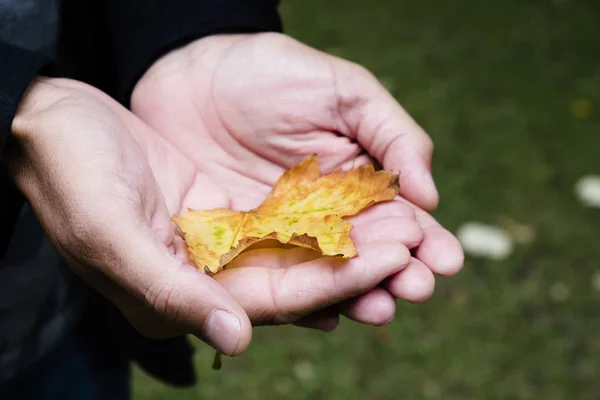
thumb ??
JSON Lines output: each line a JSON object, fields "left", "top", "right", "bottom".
{"left": 335, "top": 61, "right": 439, "bottom": 211}
{"left": 75, "top": 219, "right": 253, "bottom": 357}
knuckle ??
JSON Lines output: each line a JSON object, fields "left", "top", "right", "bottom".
{"left": 405, "top": 220, "right": 425, "bottom": 248}
{"left": 144, "top": 281, "right": 187, "bottom": 325}
{"left": 396, "top": 202, "right": 417, "bottom": 218}
{"left": 396, "top": 245, "right": 412, "bottom": 267}
{"left": 268, "top": 269, "right": 289, "bottom": 324}
{"left": 268, "top": 269, "right": 307, "bottom": 325}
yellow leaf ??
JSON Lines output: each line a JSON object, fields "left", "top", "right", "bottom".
{"left": 173, "top": 155, "right": 399, "bottom": 274}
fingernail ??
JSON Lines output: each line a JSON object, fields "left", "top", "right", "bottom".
{"left": 203, "top": 310, "right": 240, "bottom": 356}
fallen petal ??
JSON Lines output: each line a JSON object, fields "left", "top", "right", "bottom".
{"left": 574, "top": 175, "right": 600, "bottom": 208}
{"left": 456, "top": 222, "right": 514, "bottom": 260}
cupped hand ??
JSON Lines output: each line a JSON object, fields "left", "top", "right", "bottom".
{"left": 6, "top": 77, "right": 413, "bottom": 357}
{"left": 131, "top": 33, "right": 464, "bottom": 329}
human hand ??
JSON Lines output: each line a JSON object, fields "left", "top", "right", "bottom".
{"left": 131, "top": 33, "right": 464, "bottom": 328}
{"left": 6, "top": 77, "right": 412, "bottom": 356}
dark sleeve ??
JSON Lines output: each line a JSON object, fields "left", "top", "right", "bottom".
{"left": 0, "top": 42, "right": 52, "bottom": 259}
{"left": 60, "top": 0, "right": 282, "bottom": 107}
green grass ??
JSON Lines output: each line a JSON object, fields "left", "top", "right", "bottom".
{"left": 134, "top": 1, "right": 600, "bottom": 398}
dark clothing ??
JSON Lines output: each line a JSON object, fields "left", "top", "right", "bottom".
{"left": 0, "top": 317, "right": 131, "bottom": 400}
{"left": 0, "top": 0, "right": 281, "bottom": 388}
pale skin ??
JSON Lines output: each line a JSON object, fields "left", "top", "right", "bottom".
{"left": 7, "top": 33, "right": 463, "bottom": 358}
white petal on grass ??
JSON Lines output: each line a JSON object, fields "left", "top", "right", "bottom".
{"left": 456, "top": 222, "right": 514, "bottom": 260}
{"left": 574, "top": 175, "right": 600, "bottom": 208}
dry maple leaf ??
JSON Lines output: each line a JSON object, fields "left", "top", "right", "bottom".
{"left": 173, "top": 155, "right": 399, "bottom": 274}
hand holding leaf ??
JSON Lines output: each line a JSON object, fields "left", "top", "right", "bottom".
{"left": 174, "top": 156, "right": 399, "bottom": 273}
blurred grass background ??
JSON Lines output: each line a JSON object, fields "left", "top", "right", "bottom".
{"left": 134, "top": 0, "right": 600, "bottom": 398}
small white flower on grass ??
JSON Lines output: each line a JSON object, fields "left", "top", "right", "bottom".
{"left": 574, "top": 175, "right": 600, "bottom": 208}
{"left": 456, "top": 222, "right": 514, "bottom": 260}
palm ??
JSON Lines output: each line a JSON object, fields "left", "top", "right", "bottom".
{"left": 127, "top": 102, "right": 403, "bottom": 331}
{"left": 85, "top": 92, "right": 397, "bottom": 332}
{"left": 151, "top": 127, "right": 407, "bottom": 329}
{"left": 135, "top": 34, "right": 376, "bottom": 208}
{"left": 132, "top": 33, "right": 464, "bottom": 328}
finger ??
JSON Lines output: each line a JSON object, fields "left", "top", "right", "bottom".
{"left": 227, "top": 201, "right": 423, "bottom": 268}
{"left": 348, "top": 200, "right": 416, "bottom": 224}
{"left": 85, "top": 216, "right": 253, "bottom": 357}
{"left": 213, "top": 242, "right": 410, "bottom": 325}
{"left": 414, "top": 226, "right": 464, "bottom": 276}
{"left": 225, "top": 244, "right": 342, "bottom": 331}
{"left": 401, "top": 199, "right": 465, "bottom": 276}
{"left": 385, "top": 258, "right": 436, "bottom": 303}
{"left": 293, "top": 307, "right": 340, "bottom": 332}
{"left": 339, "top": 287, "right": 396, "bottom": 326}
{"left": 350, "top": 215, "right": 423, "bottom": 250}
{"left": 337, "top": 64, "right": 438, "bottom": 211}
{"left": 7, "top": 81, "right": 251, "bottom": 357}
